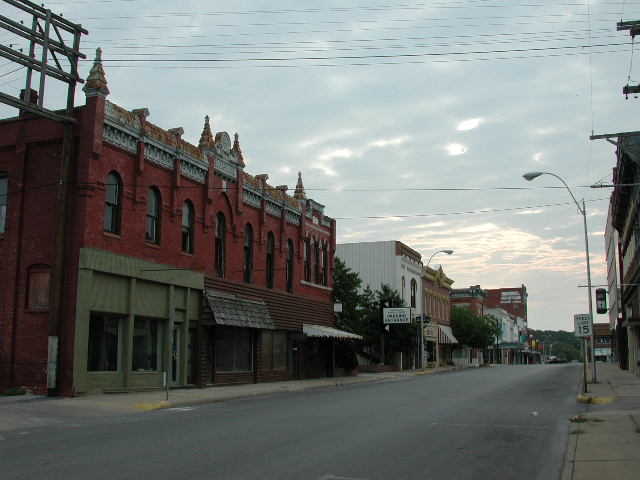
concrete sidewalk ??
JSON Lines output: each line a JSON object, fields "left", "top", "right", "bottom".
{"left": 0, "top": 367, "right": 454, "bottom": 432}
{"left": 561, "top": 362, "right": 640, "bottom": 480}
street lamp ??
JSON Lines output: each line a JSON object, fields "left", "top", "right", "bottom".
{"left": 421, "top": 249, "right": 454, "bottom": 369}
{"left": 522, "top": 171, "right": 596, "bottom": 382}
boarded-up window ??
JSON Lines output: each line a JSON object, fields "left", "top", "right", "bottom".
{"left": 27, "top": 266, "right": 50, "bottom": 309}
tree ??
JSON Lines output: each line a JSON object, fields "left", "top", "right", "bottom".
{"left": 451, "top": 307, "right": 498, "bottom": 349}
{"left": 332, "top": 258, "right": 363, "bottom": 335}
{"left": 483, "top": 314, "right": 502, "bottom": 347}
{"left": 331, "top": 259, "right": 363, "bottom": 369}
{"left": 531, "top": 329, "right": 582, "bottom": 361}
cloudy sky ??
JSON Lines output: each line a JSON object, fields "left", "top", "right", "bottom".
{"left": 2, "top": 0, "right": 639, "bottom": 331}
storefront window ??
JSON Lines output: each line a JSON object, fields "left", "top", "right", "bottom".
{"left": 216, "top": 327, "right": 253, "bottom": 372}
{"left": 262, "top": 331, "right": 287, "bottom": 371}
{"left": 133, "top": 318, "right": 163, "bottom": 371}
{"left": 87, "top": 314, "right": 121, "bottom": 371}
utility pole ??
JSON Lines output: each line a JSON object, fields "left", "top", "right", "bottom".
{"left": 0, "top": 0, "right": 87, "bottom": 393}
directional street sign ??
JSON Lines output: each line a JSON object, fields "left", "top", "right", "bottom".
{"left": 574, "top": 314, "right": 592, "bottom": 338}
{"left": 383, "top": 307, "right": 412, "bottom": 324}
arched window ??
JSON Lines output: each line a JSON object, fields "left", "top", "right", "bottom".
{"left": 321, "top": 243, "right": 328, "bottom": 286}
{"left": 410, "top": 278, "right": 417, "bottom": 309}
{"left": 286, "top": 239, "right": 294, "bottom": 293}
{"left": 304, "top": 237, "right": 311, "bottom": 282}
{"left": 0, "top": 173, "right": 7, "bottom": 234}
{"left": 243, "top": 224, "right": 253, "bottom": 284}
{"left": 104, "top": 172, "right": 122, "bottom": 234}
{"left": 313, "top": 241, "right": 320, "bottom": 284}
{"left": 27, "top": 264, "right": 51, "bottom": 310}
{"left": 182, "top": 200, "right": 194, "bottom": 254}
{"left": 145, "top": 187, "right": 161, "bottom": 244}
{"left": 215, "top": 212, "right": 226, "bottom": 278}
{"left": 266, "top": 232, "right": 275, "bottom": 289}
{"left": 402, "top": 276, "right": 406, "bottom": 300}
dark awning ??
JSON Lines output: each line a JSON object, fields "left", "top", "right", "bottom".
{"left": 203, "top": 289, "right": 275, "bottom": 329}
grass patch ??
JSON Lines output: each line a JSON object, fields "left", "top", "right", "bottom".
{"left": 570, "top": 429, "right": 584, "bottom": 435}
{"left": 570, "top": 415, "right": 588, "bottom": 423}
{"left": 1, "top": 387, "right": 26, "bottom": 396}
{"left": 635, "top": 428, "right": 640, "bottom": 434}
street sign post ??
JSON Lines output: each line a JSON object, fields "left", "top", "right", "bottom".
{"left": 574, "top": 314, "right": 592, "bottom": 337}
{"left": 574, "top": 313, "right": 592, "bottom": 394}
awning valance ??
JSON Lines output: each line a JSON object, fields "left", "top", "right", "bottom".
{"left": 203, "top": 289, "right": 275, "bottom": 329}
{"left": 438, "top": 325, "right": 459, "bottom": 344}
{"left": 303, "top": 324, "right": 362, "bottom": 340}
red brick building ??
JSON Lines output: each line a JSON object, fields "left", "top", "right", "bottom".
{"left": 0, "top": 49, "right": 354, "bottom": 395}
{"left": 485, "top": 285, "right": 528, "bottom": 322}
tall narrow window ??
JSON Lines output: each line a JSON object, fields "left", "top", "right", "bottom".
{"left": 411, "top": 278, "right": 417, "bottom": 309}
{"left": 104, "top": 172, "right": 122, "bottom": 234}
{"left": 146, "top": 187, "right": 161, "bottom": 244}
{"left": 182, "top": 200, "right": 194, "bottom": 254}
{"left": 314, "top": 242, "right": 320, "bottom": 284}
{"left": 244, "top": 224, "right": 253, "bottom": 284}
{"left": 286, "top": 239, "right": 294, "bottom": 293}
{"left": 322, "top": 244, "right": 328, "bottom": 286}
{"left": 266, "top": 232, "right": 275, "bottom": 289}
{"left": 402, "top": 277, "right": 406, "bottom": 301}
{"left": 0, "top": 173, "right": 7, "bottom": 234}
{"left": 215, "top": 212, "right": 227, "bottom": 277}
{"left": 132, "top": 317, "right": 163, "bottom": 371}
{"left": 88, "top": 314, "right": 122, "bottom": 372}
{"left": 304, "top": 238, "right": 311, "bottom": 282}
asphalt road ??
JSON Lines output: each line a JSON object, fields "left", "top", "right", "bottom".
{"left": 0, "top": 364, "right": 583, "bottom": 480}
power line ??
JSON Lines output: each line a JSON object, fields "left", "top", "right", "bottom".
{"left": 332, "top": 198, "right": 610, "bottom": 220}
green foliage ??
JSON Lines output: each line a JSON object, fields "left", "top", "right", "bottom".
{"left": 483, "top": 314, "right": 502, "bottom": 347}
{"left": 532, "top": 329, "right": 581, "bottom": 361}
{"left": 332, "top": 259, "right": 417, "bottom": 364}
{"left": 332, "top": 258, "right": 363, "bottom": 335}
{"left": 451, "top": 306, "right": 498, "bottom": 349}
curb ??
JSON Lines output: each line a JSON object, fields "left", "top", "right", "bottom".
{"left": 576, "top": 395, "right": 614, "bottom": 404}
{"left": 126, "top": 373, "right": 414, "bottom": 411}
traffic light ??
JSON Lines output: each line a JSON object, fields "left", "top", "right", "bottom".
{"left": 595, "top": 288, "right": 607, "bottom": 314}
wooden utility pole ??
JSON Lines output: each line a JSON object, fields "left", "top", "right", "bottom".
{"left": 0, "top": 0, "right": 87, "bottom": 393}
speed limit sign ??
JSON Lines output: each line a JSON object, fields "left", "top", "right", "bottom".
{"left": 574, "top": 314, "right": 592, "bottom": 337}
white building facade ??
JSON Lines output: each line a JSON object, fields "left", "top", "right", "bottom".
{"left": 336, "top": 241, "right": 424, "bottom": 369}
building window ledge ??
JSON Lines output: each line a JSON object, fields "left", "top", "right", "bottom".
{"left": 300, "top": 280, "right": 332, "bottom": 291}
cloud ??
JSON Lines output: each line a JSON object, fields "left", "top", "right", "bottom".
{"left": 445, "top": 143, "right": 468, "bottom": 156}
{"left": 456, "top": 118, "right": 483, "bottom": 131}
{"left": 368, "top": 136, "right": 410, "bottom": 148}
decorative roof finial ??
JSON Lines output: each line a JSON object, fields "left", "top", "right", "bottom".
{"left": 232, "top": 132, "right": 245, "bottom": 167}
{"left": 83, "top": 47, "right": 109, "bottom": 98}
{"left": 294, "top": 171, "right": 306, "bottom": 200}
{"left": 199, "top": 115, "right": 214, "bottom": 150}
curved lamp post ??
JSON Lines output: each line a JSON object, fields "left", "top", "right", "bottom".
{"left": 421, "top": 249, "right": 454, "bottom": 369}
{"left": 523, "top": 171, "right": 596, "bottom": 382}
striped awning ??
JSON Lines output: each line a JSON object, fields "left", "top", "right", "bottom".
{"left": 303, "top": 324, "right": 362, "bottom": 340}
{"left": 438, "top": 324, "right": 459, "bottom": 344}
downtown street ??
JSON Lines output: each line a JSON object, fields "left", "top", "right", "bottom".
{"left": 0, "top": 364, "right": 583, "bottom": 480}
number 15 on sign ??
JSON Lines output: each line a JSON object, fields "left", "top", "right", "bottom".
{"left": 574, "top": 314, "right": 592, "bottom": 337}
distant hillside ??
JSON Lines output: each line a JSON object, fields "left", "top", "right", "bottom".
{"left": 531, "top": 330, "right": 581, "bottom": 361}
